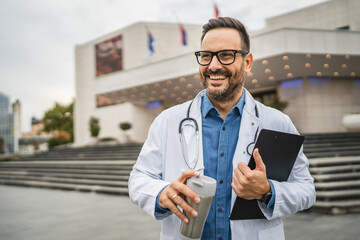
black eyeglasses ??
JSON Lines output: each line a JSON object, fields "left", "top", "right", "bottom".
{"left": 195, "top": 49, "right": 248, "bottom": 66}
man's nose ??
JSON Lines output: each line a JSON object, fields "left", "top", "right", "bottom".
{"left": 208, "top": 55, "right": 223, "bottom": 71}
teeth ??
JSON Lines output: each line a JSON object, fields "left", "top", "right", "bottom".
{"left": 209, "top": 75, "right": 226, "bottom": 80}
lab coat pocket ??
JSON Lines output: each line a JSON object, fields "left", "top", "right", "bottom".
{"left": 258, "top": 221, "right": 285, "bottom": 240}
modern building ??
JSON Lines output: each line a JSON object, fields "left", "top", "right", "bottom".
{"left": 75, "top": 0, "right": 360, "bottom": 146}
{"left": 0, "top": 93, "right": 20, "bottom": 154}
{"left": 18, "top": 117, "right": 52, "bottom": 155}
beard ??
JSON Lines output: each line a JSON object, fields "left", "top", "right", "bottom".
{"left": 201, "top": 64, "right": 245, "bottom": 102}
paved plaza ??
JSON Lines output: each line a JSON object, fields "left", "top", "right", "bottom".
{"left": 0, "top": 185, "right": 359, "bottom": 240}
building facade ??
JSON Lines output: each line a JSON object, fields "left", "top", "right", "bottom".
{"left": 0, "top": 93, "right": 20, "bottom": 154}
{"left": 74, "top": 0, "right": 360, "bottom": 146}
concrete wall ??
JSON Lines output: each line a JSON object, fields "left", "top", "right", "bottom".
{"left": 264, "top": 0, "right": 360, "bottom": 31}
{"left": 251, "top": 28, "right": 360, "bottom": 59}
{"left": 91, "top": 103, "right": 163, "bottom": 144}
{"left": 75, "top": 22, "right": 201, "bottom": 146}
{"left": 278, "top": 77, "right": 360, "bottom": 133}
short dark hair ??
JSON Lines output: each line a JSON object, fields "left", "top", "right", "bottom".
{"left": 201, "top": 17, "right": 250, "bottom": 52}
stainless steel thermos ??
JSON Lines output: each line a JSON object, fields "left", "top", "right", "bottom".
{"left": 179, "top": 175, "right": 217, "bottom": 240}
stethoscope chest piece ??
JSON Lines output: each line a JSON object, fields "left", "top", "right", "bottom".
{"left": 247, "top": 142, "right": 255, "bottom": 156}
{"left": 246, "top": 105, "right": 260, "bottom": 156}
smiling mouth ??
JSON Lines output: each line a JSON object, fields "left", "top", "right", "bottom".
{"left": 209, "top": 75, "right": 226, "bottom": 80}
{"left": 208, "top": 75, "right": 227, "bottom": 86}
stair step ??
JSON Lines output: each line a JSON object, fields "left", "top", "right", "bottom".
{"left": 23, "top": 152, "right": 139, "bottom": 157}
{"left": 316, "top": 189, "right": 360, "bottom": 199}
{"left": 0, "top": 160, "right": 136, "bottom": 165}
{"left": 26, "top": 150, "right": 140, "bottom": 155}
{"left": 310, "top": 164, "right": 360, "bottom": 175}
{"left": 309, "top": 156, "right": 360, "bottom": 167}
{"left": 22, "top": 156, "right": 138, "bottom": 161}
{"left": 305, "top": 149, "right": 360, "bottom": 158}
{"left": 315, "top": 180, "right": 360, "bottom": 190}
{"left": 0, "top": 167, "right": 131, "bottom": 176}
{"left": 0, "top": 170, "right": 129, "bottom": 181}
{"left": 313, "top": 172, "right": 360, "bottom": 182}
{"left": 304, "top": 141, "right": 360, "bottom": 148}
{"left": 304, "top": 132, "right": 360, "bottom": 140}
{"left": 0, "top": 174, "right": 128, "bottom": 187}
{"left": 0, "top": 179, "right": 128, "bottom": 195}
{"left": 305, "top": 140, "right": 360, "bottom": 147}
{"left": 305, "top": 145, "right": 360, "bottom": 152}
{"left": 314, "top": 199, "right": 360, "bottom": 208}
{"left": 0, "top": 164, "right": 133, "bottom": 171}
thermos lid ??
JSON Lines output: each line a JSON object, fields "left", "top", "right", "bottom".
{"left": 186, "top": 175, "right": 217, "bottom": 197}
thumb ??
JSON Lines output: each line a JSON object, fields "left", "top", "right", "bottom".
{"left": 178, "top": 170, "right": 200, "bottom": 183}
{"left": 253, "top": 148, "right": 266, "bottom": 171}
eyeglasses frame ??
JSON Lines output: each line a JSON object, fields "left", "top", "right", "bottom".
{"left": 194, "top": 49, "right": 249, "bottom": 66}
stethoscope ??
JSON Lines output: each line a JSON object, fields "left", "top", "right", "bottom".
{"left": 178, "top": 101, "right": 200, "bottom": 170}
{"left": 178, "top": 100, "right": 259, "bottom": 170}
{"left": 246, "top": 105, "right": 259, "bottom": 156}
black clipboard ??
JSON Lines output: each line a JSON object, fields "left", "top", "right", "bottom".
{"left": 230, "top": 129, "right": 305, "bottom": 220}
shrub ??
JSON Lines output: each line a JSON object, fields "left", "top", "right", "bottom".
{"left": 99, "top": 137, "right": 117, "bottom": 142}
{"left": 119, "top": 122, "right": 132, "bottom": 131}
{"left": 89, "top": 116, "right": 101, "bottom": 137}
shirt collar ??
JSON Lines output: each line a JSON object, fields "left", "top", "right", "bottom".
{"left": 201, "top": 89, "right": 246, "bottom": 118}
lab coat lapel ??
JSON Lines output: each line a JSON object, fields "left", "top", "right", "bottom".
{"left": 189, "top": 90, "right": 205, "bottom": 174}
{"left": 231, "top": 89, "right": 260, "bottom": 208}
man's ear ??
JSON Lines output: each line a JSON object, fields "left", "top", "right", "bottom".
{"left": 244, "top": 53, "right": 253, "bottom": 74}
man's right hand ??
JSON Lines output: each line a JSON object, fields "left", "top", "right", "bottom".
{"left": 158, "top": 170, "right": 201, "bottom": 223}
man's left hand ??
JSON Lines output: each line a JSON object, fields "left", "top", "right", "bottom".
{"left": 231, "top": 148, "right": 270, "bottom": 200}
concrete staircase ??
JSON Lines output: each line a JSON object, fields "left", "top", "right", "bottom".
{"left": 304, "top": 132, "right": 360, "bottom": 214}
{"left": 0, "top": 144, "right": 142, "bottom": 195}
{"left": 1, "top": 132, "right": 359, "bottom": 215}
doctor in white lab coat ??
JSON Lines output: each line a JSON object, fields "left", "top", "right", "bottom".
{"left": 129, "top": 17, "right": 316, "bottom": 240}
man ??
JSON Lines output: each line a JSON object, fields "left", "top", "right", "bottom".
{"left": 129, "top": 17, "right": 315, "bottom": 240}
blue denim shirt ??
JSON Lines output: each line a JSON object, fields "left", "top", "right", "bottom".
{"left": 200, "top": 91, "right": 244, "bottom": 240}
{"left": 200, "top": 91, "right": 275, "bottom": 239}
{"left": 155, "top": 90, "right": 275, "bottom": 239}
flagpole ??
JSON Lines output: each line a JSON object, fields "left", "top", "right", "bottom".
{"left": 172, "top": 11, "right": 182, "bottom": 24}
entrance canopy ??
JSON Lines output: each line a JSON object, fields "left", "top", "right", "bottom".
{"left": 96, "top": 28, "right": 360, "bottom": 108}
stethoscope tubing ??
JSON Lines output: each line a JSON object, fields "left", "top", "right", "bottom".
{"left": 179, "top": 101, "right": 199, "bottom": 170}
{"left": 179, "top": 99, "right": 259, "bottom": 169}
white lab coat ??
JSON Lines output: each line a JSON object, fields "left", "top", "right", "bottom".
{"left": 129, "top": 89, "right": 316, "bottom": 240}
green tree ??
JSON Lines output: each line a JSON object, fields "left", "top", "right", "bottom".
{"left": 265, "top": 96, "right": 288, "bottom": 112}
{"left": 89, "top": 116, "right": 101, "bottom": 137}
{"left": 43, "top": 101, "right": 74, "bottom": 141}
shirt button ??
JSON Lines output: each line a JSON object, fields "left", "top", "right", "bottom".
{"left": 220, "top": 152, "right": 224, "bottom": 157}
{"left": 222, "top": 126, "right": 225, "bottom": 131}
{"left": 219, "top": 237, "right": 223, "bottom": 240}
{"left": 220, "top": 180, "right": 223, "bottom": 184}
{"left": 218, "top": 207, "right": 222, "bottom": 212}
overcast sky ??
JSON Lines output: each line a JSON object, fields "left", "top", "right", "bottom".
{"left": 0, "top": 0, "right": 328, "bottom": 132}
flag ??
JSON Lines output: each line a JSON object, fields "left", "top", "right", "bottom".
{"left": 147, "top": 30, "right": 155, "bottom": 56}
{"left": 179, "top": 24, "right": 187, "bottom": 46}
{"left": 214, "top": 3, "right": 219, "bottom": 18}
